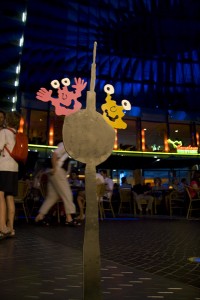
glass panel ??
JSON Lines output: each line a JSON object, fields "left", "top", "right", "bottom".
{"left": 29, "top": 110, "right": 48, "bottom": 144}
{"left": 195, "top": 124, "right": 200, "bottom": 147}
{"left": 20, "top": 108, "right": 28, "bottom": 135}
{"left": 53, "top": 114, "right": 64, "bottom": 146}
{"left": 117, "top": 119, "right": 137, "bottom": 150}
{"left": 112, "top": 169, "right": 134, "bottom": 185}
{"left": 141, "top": 121, "right": 167, "bottom": 152}
{"left": 25, "top": 110, "right": 64, "bottom": 146}
{"left": 169, "top": 122, "right": 190, "bottom": 147}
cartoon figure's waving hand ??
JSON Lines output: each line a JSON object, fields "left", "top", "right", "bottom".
{"left": 36, "top": 88, "right": 53, "bottom": 102}
{"left": 72, "top": 77, "right": 87, "bottom": 94}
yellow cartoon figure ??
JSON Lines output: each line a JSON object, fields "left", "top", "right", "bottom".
{"left": 101, "top": 84, "right": 131, "bottom": 129}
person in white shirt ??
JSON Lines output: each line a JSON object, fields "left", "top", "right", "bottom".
{"left": 35, "top": 142, "right": 80, "bottom": 227}
{"left": 100, "top": 169, "right": 114, "bottom": 200}
{"left": 0, "top": 111, "right": 21, "bottom": 238}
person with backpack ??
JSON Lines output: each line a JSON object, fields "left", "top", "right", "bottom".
{"left": 0, "top": 111, "right": 21, "bottom": 239}
{"left": 35, "top": 142, "right": 81, "bottom": 227}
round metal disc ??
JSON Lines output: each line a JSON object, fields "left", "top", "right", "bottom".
{"left": 63, "top": 109, "right": 115, "bottom": 165}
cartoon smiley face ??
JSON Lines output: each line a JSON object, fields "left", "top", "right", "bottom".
{"left": 101, "top": 84, "right": 131, "bottom": 129}
{"left": 51, "top": 78, "right": 74, "bottom": 108}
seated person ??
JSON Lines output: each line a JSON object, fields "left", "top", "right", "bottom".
{"left": 132, "top": 180, "right": 154, "bottom": 214}
{"left": 171, "top": 177, "right": 185, "bottom": 193}
{"left": 152, "top": 177, "right": 163, "bottom": 198}
{"left": 179, "top": 178, "right": 188, "bottom": 192}
{"left": 68, "top": 169, "right": 85, "bottom": 214}
{"left": 96, "top": 173, "right": 105, "bottom": 185}
{"left": 153, "top": 177, "right": 162, "bottom": 188}
{"left": 188, "top": 171, "right": 200, "bottom": 199}
{"left": 100, "top": 169, "right": 114, "bottom": 200}
{"left": 165, "top": 178, "right": 186, "bottom": 212}
{"left": 120, "top": 176, "right": 132, "bottom": 189}
{"left": 68, "top": 169, "right": 84, "bottom": 188}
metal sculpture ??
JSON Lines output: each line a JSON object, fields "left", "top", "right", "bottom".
{"left": 63, "top": 42, "right": 115, "bottom": 299}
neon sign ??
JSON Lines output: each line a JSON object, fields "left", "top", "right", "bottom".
{"left": 176, "top": 146, "right": 198, "bottom": 154}
{"left": 167, "top": 139, "right": 198, "bottom": 153}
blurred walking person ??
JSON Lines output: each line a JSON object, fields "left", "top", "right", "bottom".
{"left": 35, "top": 142, "right": 81, "bottom": 226}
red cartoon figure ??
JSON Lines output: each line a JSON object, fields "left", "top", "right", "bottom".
{"left": 36, "top": 77, "right": 87, "bottom": 116}
{"left": 101, "top": 84, "right": 131, "bottom": 129}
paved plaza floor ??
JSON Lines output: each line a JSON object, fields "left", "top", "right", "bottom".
{"left": 0, "top": 215, "right": 200, "bottom": 299}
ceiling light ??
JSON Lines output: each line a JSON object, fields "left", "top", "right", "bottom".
{"left": 16, "top": 64, "right": 20, "bottom": 74}
{"left": 19, "top": 36, "right": 24, "bottom": 47}
{"left": 22, "top": 12, "right": 27, "bottom": 23}
{"left": 14, "top": 80, "right": 19, "bottom": 87}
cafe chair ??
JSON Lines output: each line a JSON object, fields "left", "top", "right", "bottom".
{"left": 118, "top": 188, "right": 133, "bottom": 215}
{"left": 14, "top": 180, "right": 30, "bottom": 223}
{"left": 98, "top": 186, "right": 115, "bottom": 220}
{"left": 97, "top": 183, "right": 106, "bottom": 220}
{"left": 169, "top": 190, "right": 185, "bottom": 217}
{"left": 151, "top": 188, "right": 164, "bottom": 214}
{"left": 153, "top": 195, "right": 163, "bottom": 214}
{"left": 185, "top": 187, "right": 200, "bottom": 219}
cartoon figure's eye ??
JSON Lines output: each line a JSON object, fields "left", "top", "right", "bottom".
{"left": 61, "top": 78, "right": 70, "bottom": 86}
{"left": 51, "top": 80, "right": 60, "bottom": 89}
{"left": 121, "top": 99, "right": 131, "bottom": 110}
{"left": 104, "top": 84, "right": 114, "bottom": 95}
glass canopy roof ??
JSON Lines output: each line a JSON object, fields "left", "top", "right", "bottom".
{"left": 0, "top": 0, "right": 200, "bottom": 113}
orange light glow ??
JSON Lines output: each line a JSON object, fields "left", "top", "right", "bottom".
{"left": 113, "top": 129, "right": 118, "bottom": 150}
{"left": 196, "top": 132, "right": 199, "bottom": 146}
{"left": 141, "top": 129, "right": 145, "bottom": 151}
{"left": 49, "top": 126, "right": 54, "bottom": 146}
{"left": 18, "top": 117, "right": 24, "bottom": 133}
{"left": 164, "top": 134, "right": 169, "bottom": 152}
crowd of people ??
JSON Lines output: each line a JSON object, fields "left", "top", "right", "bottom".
{"left": 1, "top": 109, "right": 200, "bottom": 239}
{"left": 118, "top": 173, "right": 200, "bottom": 215}
{"left": 0, "top": 108, "right": 116, "bottom": 235}
{"left": 31, "top": 149, "right": 200, "bottom": 221}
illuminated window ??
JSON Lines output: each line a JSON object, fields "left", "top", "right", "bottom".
{"left": 117, "top": 119, "right": 137, "bottom": 150}
{"left": 141, "top": 121, "right": 167, "bottom": 152}
{"left": 169, "top": 122, "right": 190, "bottom": 146}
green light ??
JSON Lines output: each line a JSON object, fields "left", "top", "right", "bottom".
{"left": 28, "top": 144, "right": 57, "bottom": 149}
{"left": 188, "top": 257, "right": 200, "bottom": 263}
{"left": 28, "top": 144, "right": 200, "bottom": 159}
{"left": 112, "top": 149, "right": 200, "bottom": 158}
